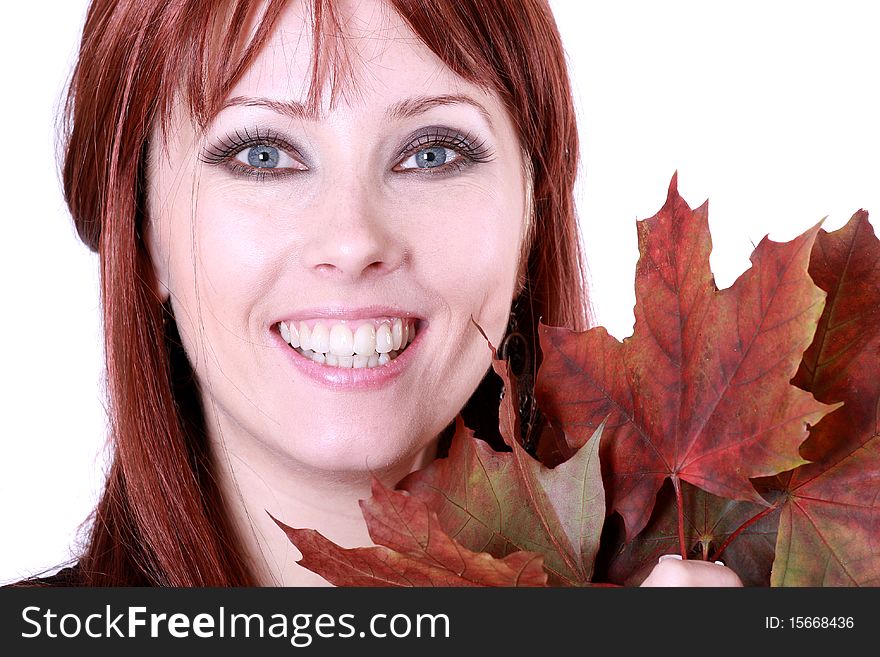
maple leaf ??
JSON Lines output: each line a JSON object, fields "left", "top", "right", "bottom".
{"left": 536, "top": 174, "right": 836, "bottom": 541}
{"left": 274, "top": 478, "right": 548, "bottom": 586}
{"left": 767, "top": 211, "right": 880, "bottom": 586}
{"left": 596, "top": 481, "right": 780, "bottom": 587}
{"left": 399, "top": 357, "right": 607, "bottom": 586}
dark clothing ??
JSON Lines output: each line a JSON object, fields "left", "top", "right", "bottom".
{"left": 7, "top": 564, "right": 82, "bottom": 587}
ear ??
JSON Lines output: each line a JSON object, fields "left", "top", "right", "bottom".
{"left": 142, "top": 216, "right": 171, "bottom": 304}
{"left": 138, "top": 127, "right": 173, "bottom": 304}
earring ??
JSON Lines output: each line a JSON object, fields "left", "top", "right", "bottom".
{"left": 498, "top": 301, "right": 537, "bottom": 452}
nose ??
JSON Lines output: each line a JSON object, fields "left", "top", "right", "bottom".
{"left": 300, "top": 178, "right": 406, "bottom": 282}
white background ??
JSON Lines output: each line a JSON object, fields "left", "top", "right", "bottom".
{"left": 1, "top": 0, "right": 878, "bottom": 583}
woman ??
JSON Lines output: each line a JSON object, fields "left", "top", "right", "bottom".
{"left": 31, "top": 0, "right": 738, "bottom": 586}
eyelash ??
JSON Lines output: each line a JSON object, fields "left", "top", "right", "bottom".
{"left": 393, "top": 127, "right": 495, "bottom": 175}
{"left": 199, "top": 127, "right": 303, "bottom": 181}
{"left": 199, "top": 126, "right": 495, "bottom": 181}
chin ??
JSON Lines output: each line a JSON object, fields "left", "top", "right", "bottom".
{"left": 280, "top": 424, "right": 437, "bottom": 478}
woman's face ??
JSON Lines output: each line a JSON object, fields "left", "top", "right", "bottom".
{"left": 146, "top": 0, "right": 527, "bottom": 476}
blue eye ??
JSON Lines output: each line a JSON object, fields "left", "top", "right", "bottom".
{"left": 233, "top": 144, "right": 302, "bottom": 170}
{"left": 415, "top": 147, "right": 447, "bottom": 168}
{"left": 399, "top": 146, "right": 459, "bottom": 170}
{"left": 247, "top": 145, "right": 279, "bottom": 167}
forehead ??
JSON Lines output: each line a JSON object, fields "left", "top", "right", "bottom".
{"left": 227, "top": 0, "right": 495, "bottom": 117}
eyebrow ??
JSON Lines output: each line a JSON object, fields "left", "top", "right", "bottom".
{"left": 385, "top": 94, "right": 495, "bottom": 130}
{"left": 221, "top": 93, "right": 495, "bottom": 129}
{"left": 223, "top": 96, "right": 316, "bottom": 120}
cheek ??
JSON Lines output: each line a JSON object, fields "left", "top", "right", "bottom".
{"left": 181, "top": 193, "right": 286, "bottom": 311}
{"left": 156, "top": 188, "right": 292, "bottom": 368}
{"left": 409, "top": 178, "right": 524, "bottom": 333}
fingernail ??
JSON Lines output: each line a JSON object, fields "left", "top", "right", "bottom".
{"left": 714, "top": 560, "right": 725, "bottom": 566}
{"left": 658, "top": 554, "right": 683, "bottom": 563}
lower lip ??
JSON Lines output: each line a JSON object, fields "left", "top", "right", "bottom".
{"left": 275, "top": 323, "right": 424, "bottom": 390}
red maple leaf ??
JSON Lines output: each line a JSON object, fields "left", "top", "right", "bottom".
{"left": 399, "top": 357, "right": 607, "bottom": 586}
{"left": 536, "top": 174, "right": 837, "bottom": 542}
{"left": 768, "top": 211, "right": 880, "bottom": 585}
{"left": 273, "top": 479, "right": 548, "bottom": 586}
{"left": 596, "top": 481, "right": 780, "bottom": 587}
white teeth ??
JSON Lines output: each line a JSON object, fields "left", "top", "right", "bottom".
{"left": 310, "top": 323, "right": 330, "bottom": 354}
{"left": 298, "top": 322, "right": 311, "bottom": 351}
{"left": 376, "top": 322, "right": 393, "bottom": 354}
{"left": 391, "top": 318, "right": 403, "bottom": 350}
{"left": 329, "top": 323, "right": 354, "bottom": 356}
{"left": 294, "top": 348, "right": 393, "bottom": 369}
{"left": 353, "top": 323, "right": 377, "bottom": 356}
{"left": 280, "top": 320, "right": 304, "bottom": 350}
{"left": 280, "top": 317, "right": 419, "bottom": 368}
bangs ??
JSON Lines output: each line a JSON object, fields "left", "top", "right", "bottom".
{"left": 160, "top": 0, "right": 359, "bottom": 138}
{"left": 162, "top": 0, "right": 511, "bottom": 137}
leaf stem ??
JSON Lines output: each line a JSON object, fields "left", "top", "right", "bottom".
{"left": 710, "top": 501, "right": 780, "bottom": 563}
{"left": 673, "top": 476, "right": 687, "bottom": 559}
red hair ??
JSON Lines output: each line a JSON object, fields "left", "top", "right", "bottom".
{"left": 61, "top": 0, "right": 588, "bottom": 585}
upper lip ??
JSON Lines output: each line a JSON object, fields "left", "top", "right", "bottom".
{"left": 274, "top": 305, "right": 425, "bottom": 323}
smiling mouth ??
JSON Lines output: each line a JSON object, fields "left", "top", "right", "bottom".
{"left": 277, "top": 317, "right": 417, "bottom": 368}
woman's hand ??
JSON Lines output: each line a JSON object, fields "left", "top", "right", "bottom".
{"left": 640, "top": 554, "right": 743, "bottom": 587}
